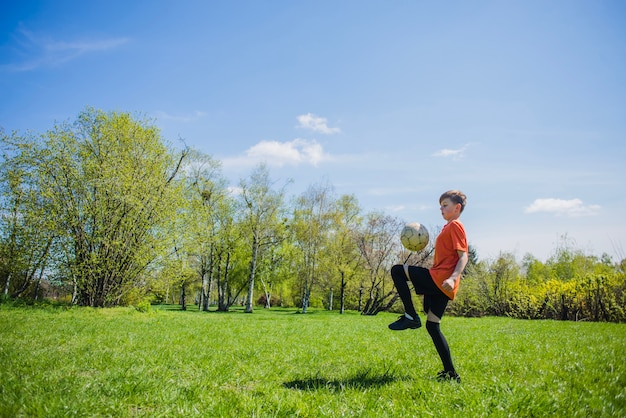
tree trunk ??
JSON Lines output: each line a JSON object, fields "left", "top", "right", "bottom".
{"left": 301, "top": 293, "right": 309, "bottom": 314}
{"left": 71, "top": 280, "right": 78, "bottom": 304}
{"left": 244, "top": 236, "right": 259, "bottom": 313}
{"left": 205, "top": 273, "right": 213, "bottom": 311}
{"left": 340, "top": 273, "right": 346, "bottom": 314}
{"left": 262, "top": 280, "right": 272, "bottom": 309}
{"left": 301, "top": 275, "right": 312, "bottom": 314}
{"left": 328, "top": 288, "right": 333, "bottom": 311}
{"left": 30, "top": 259, "right": 48, "bottom": 300}
{"left": 201, "top": 251, "right": 213, "bottom": 311}
{"left": 201, "top": 271, "right": 210, "bottom": 311}
{"left": 180, "top": 282, "right": 187, "bottom": 311}
{"left": 3, "top": 273, "right": 10, "bottom": 296}
{"left": 358, "top": 286, "right": 363, "bottom": 312}
{"left": 217, "top": 252, "right": 227, "bottom": 311}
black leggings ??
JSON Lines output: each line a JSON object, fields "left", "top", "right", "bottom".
{"left": 390, "top": 264, "right": 449, "bottom": 319}
{"left": 390, "top": 264, "right": 456, "bottom": 374}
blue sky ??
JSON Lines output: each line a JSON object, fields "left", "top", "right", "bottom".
{"left": 1, "top": 0, "right": 625, "bottom": 262}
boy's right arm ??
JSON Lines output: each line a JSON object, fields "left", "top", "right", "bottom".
{"left": 441, "top": 250, "right": 468, "bottom": 292}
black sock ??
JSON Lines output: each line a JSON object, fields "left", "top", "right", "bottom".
{"left": 426, "top": 320, "right": 455, "bottom": 373}
{"left": 390, "top": 265, "right": 417, "bottom": 318}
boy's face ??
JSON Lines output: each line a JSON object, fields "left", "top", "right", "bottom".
{"left": 439, "top": 198, "right": 461, "bottom": 222}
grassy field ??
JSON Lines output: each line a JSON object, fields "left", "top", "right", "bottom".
{"left": 0, "top": 304, "right": 624, "bottom": 417}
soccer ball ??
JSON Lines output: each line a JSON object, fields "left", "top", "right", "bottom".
{"left": 400, "top": 222, "right": 429, "bottom": 252}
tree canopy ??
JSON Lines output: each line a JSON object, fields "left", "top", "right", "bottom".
{"left": 1, "top": 108, "right": 187, "bottom": 306}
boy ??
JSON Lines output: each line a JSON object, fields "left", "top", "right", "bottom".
{"left": 388, "top": 190, "right": 468, "bottom": 382}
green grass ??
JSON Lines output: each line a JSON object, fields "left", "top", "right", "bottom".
{"left": 0, "top": 304, "right": 624, "bottom": 417}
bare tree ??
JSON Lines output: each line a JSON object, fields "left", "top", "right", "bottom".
{"left": 357, "top": 212, "right": 404, "bottom": 315}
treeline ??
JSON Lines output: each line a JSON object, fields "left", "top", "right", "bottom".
{"left": 0, "top": 108, "right": 416, "bottom": 315}
{"left": 1, "top": 108, "right": 624, "bottom": 322}
{"left": 451, "top": 249, "right": 626, "bottom": 322}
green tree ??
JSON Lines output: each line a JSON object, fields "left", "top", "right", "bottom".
{"left": 486, "top": 252, "right": 519, "bottom": 315}
{"left": 256, "top": 238, "right": 290, "bottom": 309}
{"left": 214, "top": 197, "right": 248, "bottom": 311}
{"left": 29, "top": 108, "right": 186, "bottom": 307}
{"left": 0, "top": 132, "right": 54, "bottom": 299}
{"left": 239, "top": 164, "right": 288, "bottom": 313}
{"left": 180, "top": 149, "right": 229, "bottom": 310}
{"left": 291, "top": 183, "right": 338, "bottom": 313}
{"left": 327, "top": 194, "right": 363, "bottom": 314}
{"left": 521, "top": 253, "right": 548, "bottom": 285}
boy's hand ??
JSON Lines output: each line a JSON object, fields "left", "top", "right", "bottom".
{"left": 442, "top": 277, "right": 456, "bottom": 292}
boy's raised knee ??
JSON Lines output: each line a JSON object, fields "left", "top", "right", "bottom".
{"left": 390, "top": 264, "right": 406, "bottom": 279}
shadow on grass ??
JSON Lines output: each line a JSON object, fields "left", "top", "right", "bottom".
{"left": 284, "top": 367, "right": 410, "bottom": 391}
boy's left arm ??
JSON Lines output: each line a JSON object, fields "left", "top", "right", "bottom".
{"left": 442, "top": 250, "right": 468, "bottom": 292}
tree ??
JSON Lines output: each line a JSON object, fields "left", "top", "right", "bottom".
{"left": 521, "top": 253, "right": 547, "bottom": 285}
{"left": 214, "top": 198, "right": 248, "bottom": 311}
{"left": 291, "top": 183, "right": 335, "bottom": 314}
{"left": 0, "top": 132, "right": 55, "bottom": 299}
{"left": 179, "top": 153, "right": 249, "bottom": 312}
{"left": 181, "top": 149, "right": 228, "bottom": 311}
{"left": 327, "top": 194, "right": 363, "bottom": 314}
{"left": 486, "top": 252, "right": 519, "bottom": 315}
{"left": 256, "top": 239, "right": 290, "bottom": 309}
{"left": 357, "top": 212, "right": 403, "bottom": 315}
{"left": 239, "top": 164, "right": 288, "bottom": 313}
{"left": 24, "top": 108, "right": 187, "bottom": 307}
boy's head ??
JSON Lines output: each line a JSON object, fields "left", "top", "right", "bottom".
{"left": 440, "top": 190, "right": 467, "bottom": 213}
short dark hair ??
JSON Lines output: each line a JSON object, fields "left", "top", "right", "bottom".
{"left": 440, "top": 190, "right": 467, "bottom": 213}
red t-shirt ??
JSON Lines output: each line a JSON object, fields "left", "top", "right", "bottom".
{"left": 428, "top": 219, "right": 468, "bottom": 300}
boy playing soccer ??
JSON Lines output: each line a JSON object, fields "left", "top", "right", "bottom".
{"left": 388, "top": 190, "right": 468, "bottom": 382}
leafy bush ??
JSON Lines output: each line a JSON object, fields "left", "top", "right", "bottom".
{"left": 257, "top": 294, "right": 282, "bottom": 307}
{"left": 452, "top": 271, "right": 626, "bottom": 322}
{"left": 134, "top": 300, "right": 152, "bottom": 313}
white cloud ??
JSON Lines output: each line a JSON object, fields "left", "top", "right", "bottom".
{"left": 296, "top": 113, "right": 340, "bottom": 134}
{"left": 524, "top": 198, "right": 601, "bottom": 217}
{"left": 385, "top": 205, "right": 406, "bottom": 213}
{"left": 432, "top": 144, "right": 469, "bottom": 160}
{"left": 223, "top": 138, "right": 329, "bottom": 169}
{"left": 154, "top": 110, "right": 206, "bottom": 122}
{"left": 227, "top": 186, "right": 243, "bottom": 196}
{"left": 2, "top": 26, "right": 129, "bottom": 71}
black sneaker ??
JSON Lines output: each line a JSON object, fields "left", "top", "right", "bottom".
{"left": 388, "top": 315, "right": 422, "bottom": 330}
{"left": 436, "top": 370, "right": 461, "bottom": 383}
